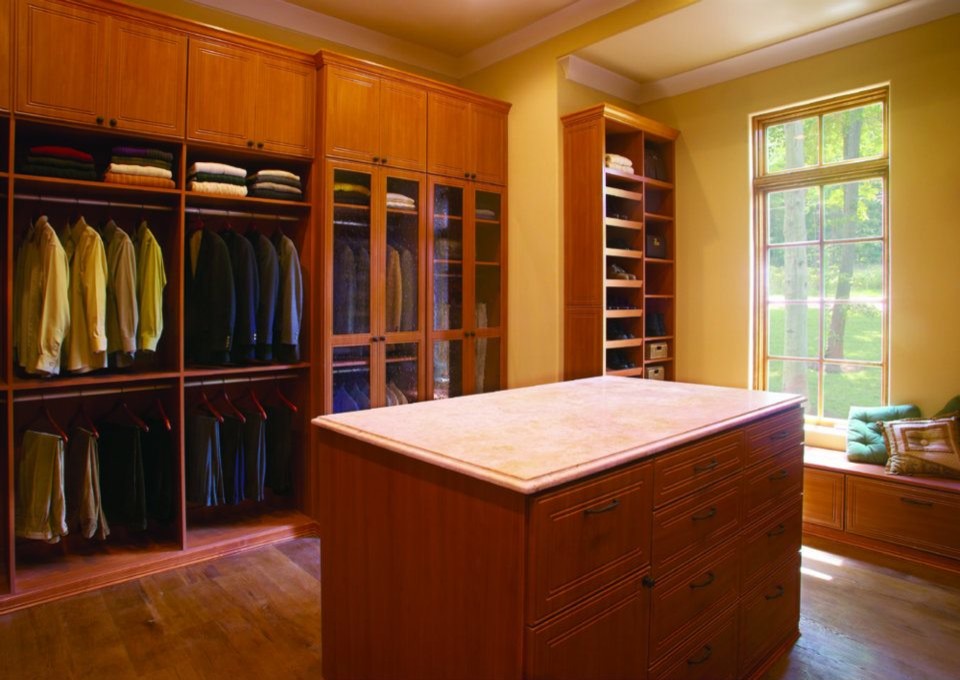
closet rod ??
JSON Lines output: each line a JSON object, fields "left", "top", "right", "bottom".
{"left": 186, "top": 207, "right": 300, "bottom": 222}
{"left": 13, "top": 383, "right": 172, "bottom": 403}
{"left": 13, "top": 194, "right": 175, "bottom": 212}
{"left": 184, "top": 373, "right": 300, "bottom": 388}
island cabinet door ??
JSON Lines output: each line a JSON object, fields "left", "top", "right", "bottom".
{"left": 526, "top": 573, "right": 649, "bottom": 680}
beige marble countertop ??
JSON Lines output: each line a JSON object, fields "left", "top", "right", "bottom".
{"left": 312, "top": 376, "right": 804, "bottom": 494}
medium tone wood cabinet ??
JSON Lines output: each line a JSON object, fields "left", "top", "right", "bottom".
{"left": 187, "top": 36, "right": 314, "bottom": 157}
{"left": 427, "top": 91, "right": 507, "bottom": 185}
{"left": 1, "top": 0, "right": 10, "bottom": 112}
{"left": 16, "top": 0, "right": 186, "bottom": 137}
{"left": 321, "top": 63, "right": 426, "bottom": 171}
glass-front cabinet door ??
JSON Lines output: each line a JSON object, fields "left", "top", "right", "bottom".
{"left": 331, "top": 345, "right": 372, "bottom": 413}
{"left": 473, "top": 187, "right": 504, "bottom": 394}
{"left": 331, "top": 166, "right": 373, "bottom": 338}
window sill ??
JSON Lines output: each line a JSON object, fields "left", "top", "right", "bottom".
{"left": 804, "top": 422, "right": 845, "bottom": 451}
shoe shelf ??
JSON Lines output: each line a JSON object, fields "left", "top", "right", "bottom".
{"left": 605, "top": 247, "right": 643, "bottom": 259}
{"left": 606, "top": 279, "right": 644, "bottom": 288}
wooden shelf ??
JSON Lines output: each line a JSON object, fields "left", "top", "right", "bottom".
{"left": 645, "top": 335, "right": 675, "bottom": 342}
{"left": 476, "top": 260, "right": 500, "bottom": 267}
{"left": 605, "top": 217, "right": 643, "bottom": 230}
{"left": 333, "top": 202, "right": 370, "bottom": 211}
{"left": 644, "top": 212, "right": 673, "bottom": 223}
{"left": 475, "top": 218, "right": 500, "bottom": 225}
{"left": 606, "top": 279, "right": 644, "bottom": 288}
{"left": 186, "top": 191, "right": 309, "bottom": 210}
{"left": 183, "top": 363, "right": 311, "bottom": 379}
{"left": 606, "top": 248, "right": 643, "bottom": 259}
{"left": 14, "top": 173, "right": 181, "bottom": 201}
{"left": 434, "top": 213, "right": 463, "bottom": 220}
{"left": 605, "top": 186, "right": 644, "bottom": 202}
{"left": 644, "top": 357, "right": 674, "bottom": 364}
{"left": 12, "top": 371, "right": 181, "bottom": 393}
{"left": 605, "top": 309, "right": 643, "bottom": 319}
{"left": 645, "top": 257, "right": 674, "bottom": 265}
{"left": 643, "top": 177, "right": 674, "bottom": 190}
{"left": 386, "top": 207, "right": 418, "bottom": 216}
{"left": 605, "top": 339, "right": 643, "bottom": 349}
{"left": 434, "top": 258, "right": 463, "bottom": 265}
{"left": 606, "top": 366, "right": 645, "bottom": 377}
{"left": 604, "top": 167, "right": 644, "bottom": 183}
{"left": 645, "top": 293, "right": 674, "bottom": 299}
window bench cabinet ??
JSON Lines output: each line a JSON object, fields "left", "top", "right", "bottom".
{"left": 313, "top": 376, "right": 804, "bottom": 680}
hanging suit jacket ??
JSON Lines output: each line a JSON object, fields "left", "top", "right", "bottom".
{"left": 272, "top": 232, "right": 303, "bottom": 364}
{"left": 399, "top": 246, "right": 417, "bottom": 332}
{"left": 385, "top": 245, "right": 402, "bottom": 332}
{"left": 222, "top": 230, "right": 259, "bottom": 363}
{"left": 186, "top": 228, "right": 235, "bottom": 365}
{"left": 135, "top": 221, "right": 166, "bottom": 352}
{"left": 247, "top": 229, "right": 280, "bottom": 361}
{"left": 104, "top": 221, "right": 138, "bottom": 366}
{"left": 63, "top": 217, "right": 108, "bottom": 373}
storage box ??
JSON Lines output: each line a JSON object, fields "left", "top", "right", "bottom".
{"left": 646, "top": 234, "right": 667, "bottom": 258}
{"left": 645, "top": 366, "right": 665, "bottom": 380}
{"left": 646, "top": 342, "right": 668, "bottom": 360}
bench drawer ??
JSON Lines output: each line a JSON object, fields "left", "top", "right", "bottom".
{"left": 802, "top": 467, "right": 844, "bottom": 529}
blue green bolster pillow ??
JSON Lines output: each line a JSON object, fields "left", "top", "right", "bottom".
{"left": 847, "top": 404, "right": 921, "bottom": 464}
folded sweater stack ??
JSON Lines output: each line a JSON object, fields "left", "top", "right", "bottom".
{"left": 23, "top": 145, "right": 97, "bottom": 181}
{"left": 247, "top": 169, "right": 303, "bottom": 200}
{"left": 105, "top": 146, "right": 175, "bottom": 189}
{"left": 187, "top": 162, "right": 248, "bottom": 197}
{"left": 385, "top": 192, "right": 415, "bottom": 210}
{"left": 604, "top": 153, "right": 635, "bottom": 174}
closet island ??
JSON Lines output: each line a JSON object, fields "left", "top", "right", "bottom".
{"left": 313, "top": 376, "right": 805, "bottom": 680}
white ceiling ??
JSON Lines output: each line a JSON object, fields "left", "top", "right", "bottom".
{"left": 191, "top": 0, "right": 959, "bottom": 93}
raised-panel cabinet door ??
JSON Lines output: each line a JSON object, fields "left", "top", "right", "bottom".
{"left": 471, "top": 104, "right": 506, "bottom": 185}
{"left": 186, "top": 37, "right": 256, "bottom": 148}
{"left": 16, "top": 0, "right": 106, "bottom": 124}
{"left": 108, "top": 17, "right": 186, "bottom": 138}
{"left": 0, "top": 0, "right": 10, "bottom": 111}
{"left": 379, "top": 78, "right": 426, "bottom": 171}
{"left": 323, "top": 66, "right": 380, "bottom": 163}
{"left": 256, "top": 55, "right": 315, "bottom": 157}
{"left": 427, "top": 92, "right": 470, "bottom": 179}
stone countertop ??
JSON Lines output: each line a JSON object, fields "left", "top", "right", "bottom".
{"left": 312, "top": 376, "right": 804, "bottom": 494}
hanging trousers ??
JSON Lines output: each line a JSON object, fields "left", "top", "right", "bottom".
{"left": 187, "top": 413, "right": 224, "bottom": 506}
{"left": 99, "top": 423, "right": 147, "bottom": 531}
{"left": 142, "top": 419, "right": 175, "bottom": 523}
{"left": 65, "top": 427, "right": 109, "bottom": 540}
{"left": 243, "top": 411, "right": 267, "bottom": 502}
{"left": 266, "top": 406, "right": 293, "bottom": 496}
{"left": 16, "top": 430, "right": 68, "bottom": 543}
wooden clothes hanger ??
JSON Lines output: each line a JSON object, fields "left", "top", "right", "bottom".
{"left": 70, "top": 396, "right": 99, "bottom": 439}
{"left": 214, "top": 386, "right": 246, "bottom": 423}
{"left": 274, "top": 380, "right": 298, "bottom": 413}
{"left": 198, "top": 387, "right": 224, "bottom": 423}
{"left": 106, "top": 397, "right": 150, "bottom": 433}
{"left": 30, "top": 401, "right": 69, "bottom": 443}
{"left": 148, "top": 397, "right": 172, "bottom": 432}
{"left": 236, "top": 383, "right": 267, "bottom": 420}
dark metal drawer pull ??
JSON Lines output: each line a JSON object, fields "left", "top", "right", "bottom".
{"left": 765, "top": 585, "right": 785, "bottom": 600}
{"left": 584, "top": 499, "right": 620, "bottom": 515}
{"left": 687, "top": 645, "right": 713, "bottom": 665}
{"left": 768, "top": 469, "right": 789, "bottom": 481}
{"left": 771, "top": 430, "right": 790, "bottom": 441}
{"left": 901, "top": 497, "right": 934, "bottom": 507}
{"left": 689, "top": 571, "right": 716, "bottom": 589}
{"left": 693, "top": 458, "right": 719, "bottom": 473}
{"left": 691, "top": 506, "right": 717, "bottom": 521}
{"left": 767, "top": 523, "right": 786, "bottom": 537}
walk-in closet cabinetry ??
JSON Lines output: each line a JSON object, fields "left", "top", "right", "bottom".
{"left": 318, "top": 52, "right": 508, "bottom": 413}
{"left": 1, "top": 0, "right": 317, "bottom": 615}
{"left": 563, "top": 103, "right": 678, "bottom": 382}
{"left": 15, "top": 0, "right": 187, "bottom": 137}
{"left": 1, "top": 0, "right": 10, "bottom": 112}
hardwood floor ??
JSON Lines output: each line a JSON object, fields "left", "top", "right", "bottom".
{"left": 1, "top": 536, "right": 958, "bottom": 679}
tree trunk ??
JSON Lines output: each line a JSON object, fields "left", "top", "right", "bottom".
{"left": 781, "top": 120, "right": 808, "bottom": 395}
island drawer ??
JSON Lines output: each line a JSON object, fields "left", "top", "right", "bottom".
{"left": 528, "top": 462, "right": 653, "bottom": 623}
{"left": 744, "top": 407, "right": 804, "bottom": 467}
{"left": 740, "top": 504, "right": 802, "bottom": 589}
{"left": 653, "top": 430, "right": 744, "bottom": 508}
{"left": 649, "top": 606, "right": 738, "bottom": 680}
{"left": 741, "top": 444, "right": 803, "bottom": 523}
{"left": 652, "top": 476, "right": 742, "bottom": 578}
{"left": 738, "top": 553, "right": 801, "bottom": 677}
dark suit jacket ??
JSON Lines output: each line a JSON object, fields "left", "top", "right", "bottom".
{"left": 247, "top": 229, "right": 279, "bottom": 362}
{"left": 222, "top": 230, "right": 259, "bottom": 363}
{"left": 185, "top": 228, "right": 235, "bottom": 365}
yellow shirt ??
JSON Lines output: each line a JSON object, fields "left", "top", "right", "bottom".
{"left": 135, "top": 221, "right": 167, "bottom": 352}
{"left": 63, "top": 217, "right": 108, "bottom": 373}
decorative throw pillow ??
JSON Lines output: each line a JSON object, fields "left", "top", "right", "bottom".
{"left": 846, "top": 404, "right": 921, "bottom": 464}
{"left": 935, "top": 394, "right": 960, "bottom": 417}
{"left": 883, "top": 414, "right": 960, "bottom": 480}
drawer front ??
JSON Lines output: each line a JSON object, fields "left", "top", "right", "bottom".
{"left": 649, "top": 607, "right": 738, "bottom": 680}
{"left": 528, "top": 463, "right": 652, "bottom": 622}
{"left": 803, "top": 467, "right": 844, "bottom": 529}
{"left": 846, "top": 477, "right": 960, "bottom": 558}
{"left": 652, "top": 477, "right": 741, "bottom": 578}
{"left": 742, "top": 444, "right": 803, "bottom": 523}
{"left": 739, "top": 553, "right": 801, "bottom": 677}
{"left": 744, "top": 407, "right": 804, "bottom": 467}
{"left": 653, "top": 430, "right": 744, "bottom": 508}
{"left": 741, "top": 505, "right": 802, "bottom": 589}
{"left": 526, "top": 574, "right": 648, "bottom": 680}
{"left": 649, "top": 541, "right": 739, "bottom": 662}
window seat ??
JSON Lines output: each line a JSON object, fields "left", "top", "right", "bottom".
{"left": 803, "top": 446, "right": 960, "bottom": 572}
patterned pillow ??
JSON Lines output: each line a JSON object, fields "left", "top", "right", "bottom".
{"left": 883, "top": 414, "right": 960, "bottom": 479}
{"left": 846, "top": 404, "right": 921, "bottom": 464}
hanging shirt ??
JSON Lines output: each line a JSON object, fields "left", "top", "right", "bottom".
{"left": 134, "top": 221, "right": 166, "bottom": 352}
{"left": 63, "top": 217, "right": 108, "bottom": 373}
{"left": 273, "top": 232, "right": 303, "bottom": 364}
{"left": 14, "top": 216, "right": 70, "bottom": 376}
{"left": 104, "top": 220, "right": 138, "bottom": 366}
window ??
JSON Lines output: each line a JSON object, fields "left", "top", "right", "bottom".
{"left": 752, "top": 87, "right": 888, "bottom": 422}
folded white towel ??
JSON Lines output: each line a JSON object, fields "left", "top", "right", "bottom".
{"left": 606, "top": 161, "right": 635, "bottom": 174}
{"left": 248, "top": 169, "right": 301, "bottom": 182}
{"left": 108, "top": 163, "right": 173, "bottom": 179}
{"left": 188, "top": 181, "right": 248, "bottom": 197}
{"left": 188, "top": 161, "right": 247, "bottom": 178}
{"left": 604, "top": 153, "right": 634, "bottom": 168}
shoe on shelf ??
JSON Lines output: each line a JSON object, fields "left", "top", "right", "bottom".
{"left": 607, "top": 263, "right": 636, "bottom": 280}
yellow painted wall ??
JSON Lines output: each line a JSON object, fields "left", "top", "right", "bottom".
{"left": 633, "top": 15, "right": 960, "bottom": 416}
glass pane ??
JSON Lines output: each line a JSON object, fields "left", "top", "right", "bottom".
{"left": 332, "top": 345, "right": 371, "bottom": 413}
{"left": 433, "top": 184, "right": 464, "bottom": 331}
{"left": 433, "top": 339, "right": 463, "bottom": 400}
{"left": 475, "top": 191, "right": 502, "bottom": 329}
{"left": 767, "top": 359, "right": 819, "bottom": 417}
{"left": 767, "top": 187, "right": 819, "bottom": 244}
{"left": 768, "top": 303, "right": 819, "bottom": 359}
{"left": 765, "top": 117, "right": 818, "bottom": 173}
{"left": 474, "top": 336, "right": 500, "bottom": 394}
{"left": 767, "top": 246, "right": 820, "bottom": 301}
{"left": 822, "top": 103, "right": 883, "bottom": 164}
{"left": 385, "top": 342, "right": 419, "bottom": 406}
{"left": 333, "top": 169, "right": 372, "bottom": 335}
{"left": 823, "top": 364, "right": 882, "bottom": 420}
{"left": 824, "top": 179, "right": 883, "bottom": 240}
{"left": 823, "top": 242, "right": 883, "bottom": 302}
{"left": 385, "top": 176, "right": 420, "bottom": 333}
{"left": 823, "top": 303, "right": 882, "bottom": 362}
